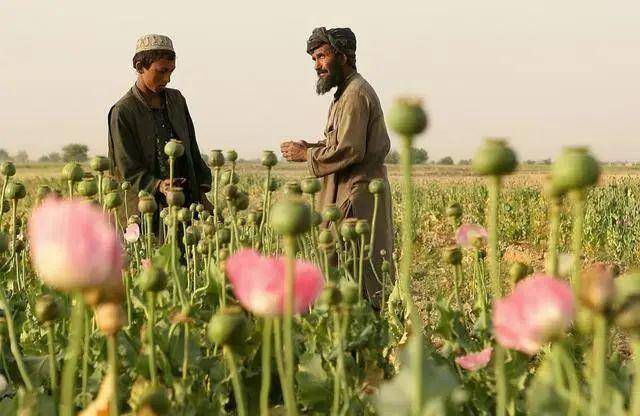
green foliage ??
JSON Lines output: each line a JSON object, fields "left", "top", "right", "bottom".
{"left": 61, "top": 143, "right": 89, "bottom": 162}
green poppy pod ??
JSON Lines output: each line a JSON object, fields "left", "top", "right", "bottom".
{"left": 138, "top": 265, "right": 168, "bottom": 292}
{"left": 216, "top": 227, "right": 232, "bottom": 245}
{"left": 270, "top": 198, "right": 311, "bottom": 236}
{"left": 177, "top": 207, "right": 192, "bottom": 223}
{"left": 442, "top": 246, "right": 462, "bottom": 265}
{"left": 121, "top": 181, "right": 131, "bottom": 191}
{"left": 202, "top": 222, "right": 215, "bottom": 237}
{"left": 77, "top": 177, "right": 98, "bottom": 198}
{"left": 5, "top": 182, "right": 26, "bottom": 200}
{"left": 223, "top": 184, "right": 238, "bottom": 200}
{"left": 164, "top": 139, "right": 185, "bottom": 158}
{"left": 340, "top": 282, "right": 359, "bottom": 306}
{"left": 207, "top": 306, "right": 247, "bottom": 347}
{"left": 128, "top": 215, "right": 140, "bottom": 225}
{"left": 268, "top": 178, "right": 280, "bottom": 192}
{"left": 284, "top": 181, "right": 302, "bottom": 196}
{"left": 387, "top": 97, "right": 428, "bottom": 138}
{"left": 138, "top": 190, "right": 149, "bottom": 198}
{"left": 35, "top": 294, "right": 60, "bottom": 323}
{"left": 445, "top": 202, "right": 462, "bottom": 220}
{"left": 209, "top": 149, "right": 225, "bottom": 167}
{"left": 318, "top": 229, "right": 333, "bottom": 245}
{"left": 381, "top": 260, "right": 391, "bottom": 273}
{"left": 551, "top": 147, "right": 600, "bottom": 193}
{"left": 89, "top": 156, "right": 111, "bottom": 172}
{"left": 247, "top": 209, "right": 263, "bottom": 225}
{"left": 472, "top": 138, "right": 518, "bottom": 176}
{"left": 220, "top": 169, "right": 239, "bottom": 186}
{"left": 355, "top": 219, "right": 370, "bottom": 236}
{"left": 368, "top": 179, "right": 385, "bottom": 195}
{"left": 225, "top": 150, "right": 238, "bottom": 162}
{"left": 234, "top": 192, "right": 250, "bottom": 211}
{"left": 104, "top": 191, "right": 123, "bottom": 209}
{"left": 138, "top": 195, "right": 157, "bottom": 214}
{"left": 62, "top": 162, "right": 84, "bottom": 182}
{"left": 199, "top": 210, "right": 211, "bottom": 222}
{"left": 187, "top": 225, "right": 201, "bottom": 241}
{"left": 340, "top": 218, "right": 358, "bottom": 241}
{"left": 196, "top": 239, "right": 210, "bottom": 255}
{"left": 322, "top": 204, "right": 342, "bottom": 223}
{"left": 189, "top": 203, "right": 197, "bottom": 212}
{"left": 196, "top": 203, "right": 205, "bottom": 213}
{"left": 36, "top": 185, "right": 52, "bottom": 200}
{"left": 184, "top": 230, "right": 197, "bottom": 246}
{"left": 0, "top": 161, "right": 16, "bottom": 177}
{"left": 300, "top": 177, "right": 321, "bottom": 195}
{"left": 261, "top": 150, "right": 278, "bottom": 167}
{"left": 166, "top": 187, "right": 185, "bottom": 207}
{"left": 102, "top": 177, "right": 119, "bottom": 194}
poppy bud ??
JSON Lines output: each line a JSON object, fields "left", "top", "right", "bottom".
{"left": 301, "top": 177, "right": 321, "bottom": 194}
{"left": 196, "top": 239, "right": 209, "bottom": 255}
{"left": 381, "top": 260, "right": 391, "bottom": 273}
{"left": 318, "top": 229, "right": 333, "bottom": 245}
{"left": 128, "top": 215, "right": 140, "bottom": 225}
{"left": 368, "top": 179, "right": 385, "bottom": 195}
{"left": 207, "top": 306, "right": 246, "bottom": 347}
{"left": 138, "top": 195, "right": 157, "bottom": 214}
{"left": 261, "top": 150, "right": 278, "bottom": 167}
{"left": 551, "top": 147, "right": 600, "bottom": 193}
{"left": 223, "top": 184, "right": 238, "bottom": 200}
{"left": 340, "top": 219, "right": 358, "bottom": 241}
{"left": 35, "top": 294, "right": 60, "bottom": 323}
{"left": 318, "top": 282, "right": 342, "bottom": 308}
{"left": 442, "top": 246, "right": 462, "bottom": 265}
{"left": 138, "top": 190, "right": 149, "bottom": 198}
{"left": 77, "top": 177, "right": 98, "bottom": 198}
{"left": 196, "top": 203, "right": 205, "bottom": 213}
{"left": 62, "top": 162, "right": 84, "bottom": 182}
{"left": 177, "top": 208, "right": 192, "bottom": 223}
{"left": 121, "top": 181, "right": 131, "bottom": 191}
{"left": 102, "top": 177, "right": 119, "bottom": 194}
{"left": 199, "top": 210, "right": 210, "bottom": 222}
{"left": 217, "top": 228, "right": 232, "bottom": 245}
{"left": 164, "top": 139, "right": 185, "bottom": 158}
{"left": 509, "top": 262, "right": 530, "bottom": 284}
{"left": 95, "top": 302, "right": 125, "bottom": 336}
{"left": 355, "top": 219, "right": 370, "bottom": 236}
{"left": 104, "top": 191, "right": 123, "bottom": 209}
{"left": 189, "top": 203, "right": 197, "bottom": 212}
{"left": 220, "top": 169, "right": 239, "bottom": 186}
{"left": 166, "top": 187, "right": 185, "bottom": 207}
{"left": 225, "top": 150, "right": 238, "bottom": 162}
{"left": 270, "top": 198, "right": 311, "bottom": 236}
{"left": 341, "top": 283, "right": 359, "bottom": 306}
{"left": 387, "top": 97, "right": 428, "bottom": 138}
{"left": 472, "top": 138, "right": 518, "bottom": 176}
{"left": 139, "top": 265, "right": 168, "bottom": 293}
{"left": 284, "top": 181, "right": 302, "bottom": 196}
{"left": 247, "top": 209, "right": 263, "bottom": 225}
{"left": 0, "top": 161, "right": 16, "bottom": 177}
{"left": 311, "top": 211, "right": 322, "bottom": 227}
{"left": 184, "top": 230, "right": 197, "bottom": 246}
{"left": 233, "top": 192, "right": 250, "bottom": 211}
{"left": 5, "top": 182, "right": 26, "bottom": 200}
{"left": 322, "top": 204, "right": 342, "bottom": 223}
{"left": 89, "top": 156, "right": 111, "bottom": 172}
{"left": 209, "top": 149, "right": 225, "bottom": 167}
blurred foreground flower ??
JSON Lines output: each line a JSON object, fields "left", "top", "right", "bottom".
{"left": 123, "top": 223, "right": 140, "bottom": 243}
{"left": 28, "top": 197, "right": 123, "bottom": 291}
{"left": 226, "top": 249, "right": 324, "bottom": 315}
{"left": 493, "top": 274, "right": 574, "bottom": 355}
{"left": 455, "top": 347, "right": 493, "bottom": 371}
{"left": 79, "top": 372, "right": 114, "bottom": 416}
{"left": 456, "top": 224, "right": 488, "bottom": 248}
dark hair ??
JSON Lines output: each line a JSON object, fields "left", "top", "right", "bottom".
{"left": 132, "top": 49, "right": 176, "bottom": 70}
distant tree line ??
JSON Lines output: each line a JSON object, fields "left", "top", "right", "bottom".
{"left": 0, "top": 143, "right": 90, "bottom": 164}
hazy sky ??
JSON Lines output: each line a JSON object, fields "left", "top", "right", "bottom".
{"left": 1, "top": 1, "right": 639, "bottom": 162}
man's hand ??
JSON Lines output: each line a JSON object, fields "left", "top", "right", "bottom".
{"left": 156, "top": 178, "right": 187, "bottom": 195}
{"left": 280, "top": 140, "right": 309, "bottom": 162}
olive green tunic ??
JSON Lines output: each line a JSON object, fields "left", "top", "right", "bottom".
{"left": 306, "top": 72, "right": 395, "bottom": 301}
{"left": 107, "top": 86, "right": 212, "bottom": 215}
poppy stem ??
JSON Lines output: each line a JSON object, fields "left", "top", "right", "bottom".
{"left": 46, "top": 322, "right": 58, "bottom": 401}
{"left": 260, "top": 317, "right": 272, "bottom": 416}
{"left": 225, "top": 346, "right": 247, "bottom": 416}
{"left": 590, "top": 314, "right": 607, "bottom": 415}
{"left": 59, "top": 293, "right": 84, "bottom": 416}
{"left": 147, "top": 292, "right": 157, "bottom": 385}
{"left": 630, "top": 335, "right": 640, "bottom": 416}
{"left": 107, "top": 334, "right": 119, "bottom": 416}
{"left": 548, "top": 194, "right": 562, "bottom": 276}
{"left": 282, "top": 235, "right": 299, "bottom": 416}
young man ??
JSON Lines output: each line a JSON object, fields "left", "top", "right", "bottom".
{"left": 108, "top": 34, "right": 212, "bottom": 219}
{"left": 280, "top": 27, "right": 395, "bottom": 303}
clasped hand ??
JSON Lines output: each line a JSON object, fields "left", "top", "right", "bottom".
{"left": 280, "top": 140, "right": 309, "bottom": 162}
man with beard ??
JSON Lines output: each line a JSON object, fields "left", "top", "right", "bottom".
{"left": 280, "top": 27, "right": 395, "bottom": 304}
{"left": 108, "top": 34, "right": 212, "bottom": 228}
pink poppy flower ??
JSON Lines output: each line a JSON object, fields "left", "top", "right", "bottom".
{"left": 493, "top": 274, "right": 574, "bottom": 355}
{"left": 28, "top": 197, "right": 123, "bottom": 291}
{"left": 455, "top": 347, "right": 493, "bottom": 371}
{"left": 123, "top": 223, "right": 140, "bottom": 243}
{"left": 225, "top": 249, "right": 324, "bottom": 316}
{"left": 456, "top": 224, "right": 488, "bottom": 248}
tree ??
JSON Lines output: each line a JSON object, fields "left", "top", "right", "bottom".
{"left": 62, "top": 143, "right": 89, "bottom": 162}
{"left": 385, "top": 147, "right": 428, "bottom": 164}
{"left": 13, "top": 151, "right": 29, "bottom": 164}
{"left": 0, "top": 149, "right": 9, "bottom": 161}
{"left": 438, "top": 156, "right": 454, "bottom": 165}
{"left": 385, "top": 150, "right": 400, "bottom": 164}
{"left": 38, "top": 152, "right": 62, "bottom": 163}
{"left": 458, "top": 159, "right": 471, "bottom": 165}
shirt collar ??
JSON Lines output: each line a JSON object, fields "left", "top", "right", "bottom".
{"left": 333, "top": 71, "right": 358, "bottom": 101}
{"left": 132, "top": 83, "right": 166, "bottom": 110}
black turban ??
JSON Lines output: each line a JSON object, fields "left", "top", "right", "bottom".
{"left": 306, "top": 27, "right": 357, "bottom": 70}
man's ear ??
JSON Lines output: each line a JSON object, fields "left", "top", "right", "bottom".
{"left": 134, "top": 61, "right": 145, "bottom": 74}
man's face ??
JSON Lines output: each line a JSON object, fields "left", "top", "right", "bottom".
{"left": 139, "top": 58, "right": 175, "bottom": 93}
{"left": 312, "top": 44, "right": 344, "bottom": 95}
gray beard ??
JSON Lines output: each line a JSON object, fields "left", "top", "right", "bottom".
{"left": 316, "top": 76, "right": 338, "bottom": 95}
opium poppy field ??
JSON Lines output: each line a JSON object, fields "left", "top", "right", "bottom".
{"left": 1, "top": 100, "right": 640, "bottom": 415}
